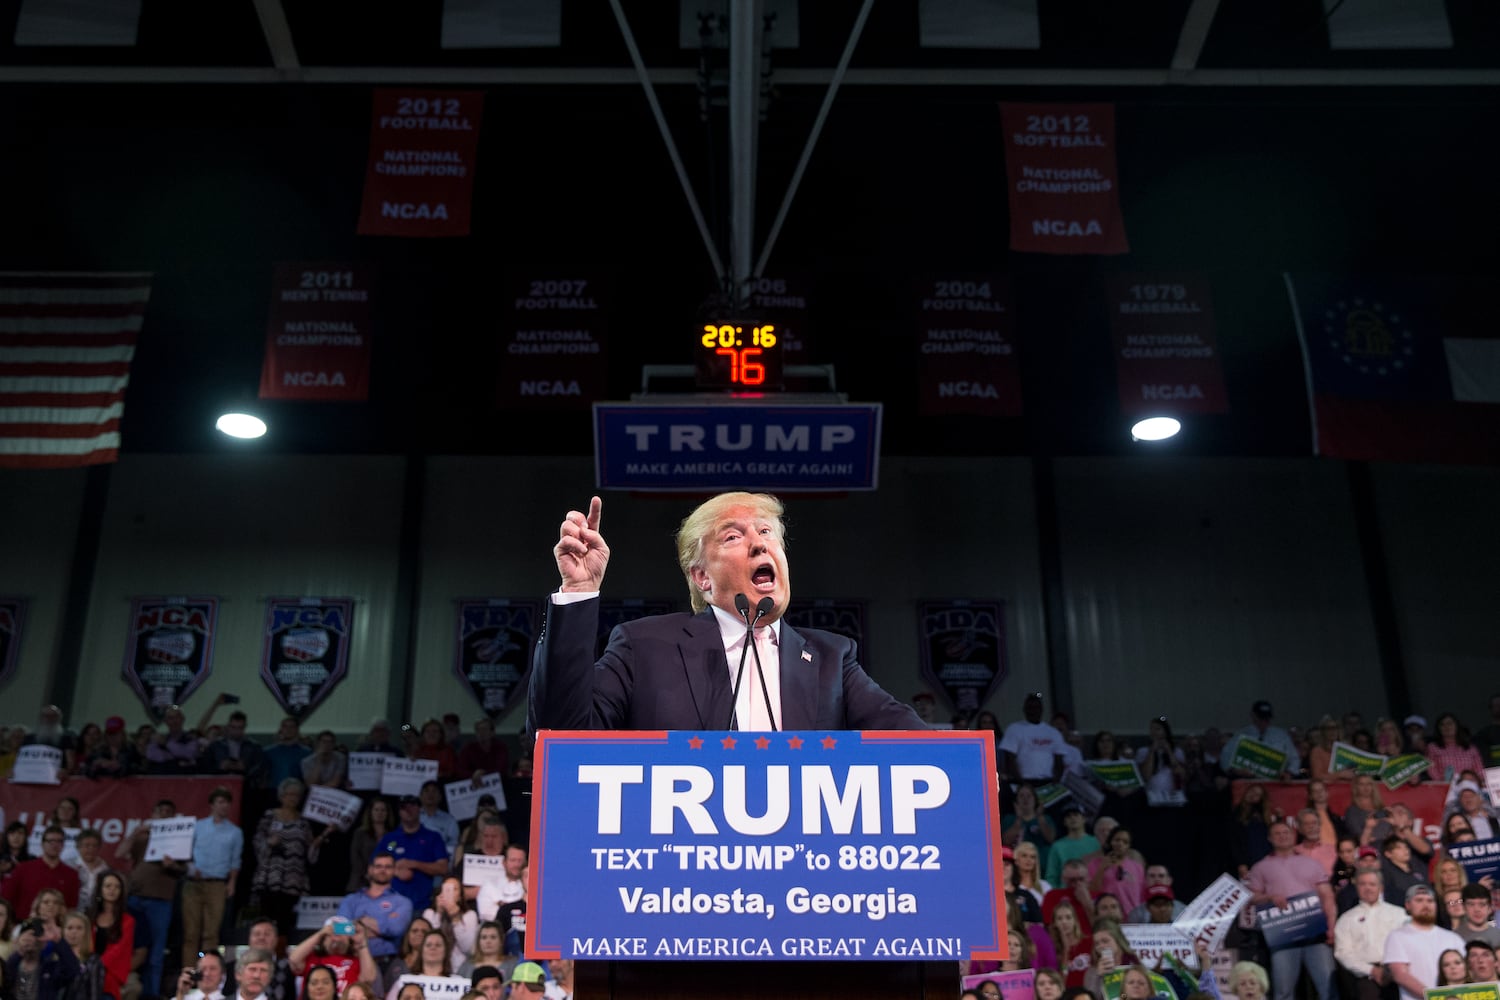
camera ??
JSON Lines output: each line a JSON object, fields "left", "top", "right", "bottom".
{"left": 187, "top": 970, "right": 203, "bottom": 986}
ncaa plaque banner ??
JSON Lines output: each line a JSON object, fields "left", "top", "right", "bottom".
{"left": 357, "top": 90, "right": 484, "bottom": 238}
{"left": 916, "top": 275, "right": 1022, "bottom": 418}
{"left": 498, "top": 276, "right": 608, "bottom": 410}
{"left": 121, "top": 597, "right": 220, "bottom": 720}
{"left": 783, "top": 599, "right": 869, "bottom": 670}
{"left": 998, "top": 102, "right": 1128, "bottom": 255}
{"left": 0, "top": 598, "right": 24, "bottom": 688}
{"left": 598, "top": 599, "right": 676, "bottom": 659}
{"left": 917, "top": 600, "right": 1007, "bottom": 716}
{"left": 259, "top": 264, "right": 373, "bottom": 401}
{"left": 1107, "top": 274, "right": 1228, "bottom": 415}
{"left": 261, "top": 597, "right": 355, "bottom": 717}
{"left": 455, "top": 598, "right": 542, "bottom": 717}
{"left": 527, "top": 730, "right": 1007, "bottom": 962}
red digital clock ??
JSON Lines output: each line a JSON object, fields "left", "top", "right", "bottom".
{"left": 695, "top": 320, "right": 784, "bottom": 390}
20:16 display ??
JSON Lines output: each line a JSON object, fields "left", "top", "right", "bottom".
{"left": 700, "top": 323, "right": 778, "bottom": 386}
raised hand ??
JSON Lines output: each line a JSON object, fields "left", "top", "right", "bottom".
{"left": 555, "top": 495, "right": 610, "bottom": 592}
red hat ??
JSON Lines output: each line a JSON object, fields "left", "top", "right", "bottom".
{"left": 1147, "top": 884, "right": 1175, "bottom": 902}
{"left": 1357, "top": 846, "right": 1379, "bottom": 860}
{"left": 1001, "top": 846, "right": 1014, "bottom": 861}
{"left": 104, "top": 716, "right": 126, "bottom": 732}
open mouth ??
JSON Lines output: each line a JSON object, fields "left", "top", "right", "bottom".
{"left": 751, "top": 563, "right": 777, "bottom": 591}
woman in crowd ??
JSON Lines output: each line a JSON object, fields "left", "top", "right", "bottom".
{"left": 385, "top": 931, "right": 454, "bottom": 1000}
{"left": 61, "top": 910, "right": 105, "bottom": 1000}
{"left": 421, "top": 877, "right": 478, "bottom": 969}
{"left": 1035, "top": 969, "right": 1067, "bottom": 1000}
{"left": 1089, "top": 828, "right": 1145, "bottom": 914}
{"left": 87, "top": 870, "right": 133, "bottom": 1000}
{"left": 1427, "top": 713, "right": 1485, "bottom": 783}
{"left": 1232, "top": 784, "right": 1275, "bottom": 877}
{"left": 1013, "top": 842, "right": 1050, "bottom": 905}
{"left": 0, "top": 822, "right": 31, "bottom": 880}
{"left": 0, "top": 897, "right": 16, "bottom": 960}
{"left": 76, "top": 724, "right": 103, "bottom": 762}
{"left": 1308, "top": 718, "right": 1354, "bottom": 781}
{"left": 973, "top": 711, "right": 1002, "bottom": 745}
{"left": 394, "top": 985, "right": 425, "bottom": 1000}
{"left": 51, "top": 798, "right": 81, "bottom": 829}
{"left": 1332, "top": 835, "right": 1359, "bottom": 890}
{"left": 1229, "top": 961, "right": 1269, "bottom": 1000}
{"left": 412, "top": 720, "right": 457, "bottom": 781}
{"left": 455, "top": 921, "right": 513, "bottom": 980}
{"left": 1092, "top": 732, "right": 1129, "bottom": 761}
{"left": 1137, "top": 717, "right": 1186, "bottom": 797}
{"left": 1375, "top": 719, "right": 1405, "bottom": 759}
{"left": 1437, "top": 948, "right": 1469, "bottom": 987}
{"left": 341, "top": 983, "right": 380, "bottom": 1000}
{"left": 384, "top": 916, "right": 435, "bottom": 985}
{"left": 999, "top": 926, "right": 1035, "bottom": 972}
{"left": 1305, "top": 780, "right": 1345, "bottom": 846}
{"left": 1434, "top": 856, "right": 1468, "bottom": 895}
{"left": 301, "top": 963, "right": 340, "bottom": 1000}
{"left": 1118, "top": 965, "right": 1158, "bottom": 1000}
{"left": 31, "top": 889, "right": 66, "bottom": 941}
{"left": 1079, "top": 922, "right": 1136, "bottom": 996}
{"left": 1094, "top": 893, "right": 1126, "bottom": 924}
{"left": 1442, "top": 813, "right": 1477, "bottom": 851}
{"left": 1002, "top": 783, "right": 1056, "bottom": 866}
{"left": 1351, "top": 730, "right": 1376, "bottom": 752}
{"left": 348, "top": 798, "right": 395, "bottom": 892}
{"left": 1442, "top": 890, "right": 1465, "bottom": 930}
{"left": 1046, "top": 897, "right": 1090, "bottom": 980}
{"left": 253, "top": 777, "right": 323, "bottom": 935}
{"left": 1343, "top": 774, "right": 1386, "bottom": 844}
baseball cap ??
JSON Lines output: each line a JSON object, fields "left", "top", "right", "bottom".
{"left": 1456, "top": 780, "right": 1482, "bottom": 796}
{"left": 398, "top": 794, "right": 420, "bottom": 806}
{"left": 104, "top": 715, "right": 126, "bottom": 732}
{"left": 1001, "top": 846, "right": 1014, "bottom": 861}
{"left": 1405, "top": 884, "right": 1435, "bottom": 902}
{"left": 1357, "top": 846, "right": 1379, "bottom": 860}
{"left": 1252, "top": 700, "right": 1274, "bottom": 719}
{"left": 510, "top": 962, "right": 547, "bottom": 986}
{"left": 1403, "top": 715, "right": 1427, "bottom": 729}
{"left": 1147, "top": 884, "right": 1175, "bottom": 901}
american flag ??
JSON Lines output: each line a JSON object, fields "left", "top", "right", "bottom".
{"left": 0, "top": 272, "right": 152, "bottom": 468}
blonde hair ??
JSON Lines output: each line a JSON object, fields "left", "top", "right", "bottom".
{"left": 63, "top": 911, "right": 92, "bottom": 958}
{"left": 1230, "top": 961, "right": 1270, "bottom": 995}
{"left": 675, "top": 492, "right": 785, "bottom": 613}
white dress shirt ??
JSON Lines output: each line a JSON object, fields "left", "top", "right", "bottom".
{"left": 711, "top": 605, "right": 782, "bottom": 731}
{"left": 1334, "top": 898, "right": 1408, "bottom": 976}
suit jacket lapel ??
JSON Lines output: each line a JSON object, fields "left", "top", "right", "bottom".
{"left": 778, "top": 623, "right": 816, "bottom": 731}
{"left": 681, "top": 610, "right": 732, "bottom": 729}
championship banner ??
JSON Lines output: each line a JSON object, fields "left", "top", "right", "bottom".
{"left": 0, "top": 598, "right": 24, "bottom": 687}
{"left": 915, "top": 275, "right": 1022, "bottom": 417}
{"left": 1226, "top": 737, "right": 1287, "bottom": 779}
{"left": 527, "top": 730, "right": 1007, "bottom": 962}
{"left": 1254, "top": 891, "right": 1327, "bottom": 950}
{"left": 260, "top": 597, "right": 355, "bottom": 717}
{"left": 964, "top": 969, "right": 1034, "bottom": 1000}
{"left": 1427, "top": 983, "right": 1500, "bottom": 1000}
{"left": 121, "top": 596, "right": 219, "bottom": 720}
{"left": 357, "top": 89, "right": 483, "bottom": 238}
{"left": 1088, "top": 760, "right": 1143, "bottom": 792}
{"left": 453, "top": 599, "right": 541, "bottom": 717}
{"left": 746, "top": 277, "right": 812, "bottom": 362}
{"left": 1106, "top": 274, "right": 1228, "bottom": 415}
{"left": 916, "top": 600, "right": 1006, "bottom": 715}
{"left": 1330, "top": 741, "right": 1386, "bottom": 776}
{"left": 598, "top": 599, "right": 676, "bottom": 659}
{"left": 1382, "top": 754, "right": 1431, "bottom": 789}
{"left": 1101, "top": 968, "right": 1174, "bottom": 1000}
{"left": 497, "top": 276, "right": 607, "bottom": 410}
{"left": 594, "top": 402, "right": 883, "bottom": 492}
{"left": 258, "top": 263, "right": 373, "bottom": 401}
{"left": 1285, "top": 274, "right": 1500, "bottom": 465}
{"left": 998, "top": 103, "right": 1128, "bottom": 255}
{"left": 783, "top": 600, "right": 869, "bottom": 669}
{"left": 0, "top": 775, "right": 241, "bottom": 872}
{"left": 1448, "top": 839, "right": 1500, "bottom": 884}
{"left": 1234, "top": 782, "right": 1450, "bottom": 844}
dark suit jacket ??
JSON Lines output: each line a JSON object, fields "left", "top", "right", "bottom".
{"left": 528, "top": 597, "right": 925, "bottom": 733}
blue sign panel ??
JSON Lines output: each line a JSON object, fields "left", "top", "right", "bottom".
{"left": 527, "top": 730, "right": 1005, "bottom": 962}
{"left": 593, "top": 403, "right": 882, "bottom": 492}
{"left": 1254, "top": 891, "right": 1328, "bottom": 951}
{"left": 1450, "top": 838, "right": 1500, "bottom": 884}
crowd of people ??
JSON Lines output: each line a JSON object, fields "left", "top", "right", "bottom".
{"left": 3, "top": 690, "right": 1500, "bottom": 1000}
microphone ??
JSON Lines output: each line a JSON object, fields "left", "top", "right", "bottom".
{"left": 747, "top": 596, "right": 778, "bottom": 731}
{"left": 726, "top": 594, "right": 754, "bottom": 730}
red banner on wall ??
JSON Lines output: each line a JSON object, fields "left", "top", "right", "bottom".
{"left": 259, "top": 264, "right": 373, "bottom": 401}
{"left": 357, "top": 90, "right": 483, "bottom": 238}
{"left": 1107, "top": 273, "right": 1229, "bottom": 414}
{"left": 998, "top": 102, "right": 1128, "bottom": 255}
{"left": 0, "top": 776, "right": 242, "bottom": 871}
{"left": 497, "top": 277, "right": 607, "bottom": 409}
{"left": 916, "top": 275, "right": 1022, "bottom": 417}
{"left": 1232, "top": 781, "right": 1449, "bottom": 845}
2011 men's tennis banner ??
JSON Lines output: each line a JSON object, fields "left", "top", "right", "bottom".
{"left": 259, "top": 263, "right": 373, "bottom": 401}
{"left": 526, "top": 730, "right": 1006, "bottom": 962}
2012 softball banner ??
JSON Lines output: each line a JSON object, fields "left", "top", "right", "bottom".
{"left": 525, "top": 730, "right": 1006, "bottom": 961}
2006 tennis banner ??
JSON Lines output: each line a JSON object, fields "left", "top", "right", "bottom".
{"left": 526, "top": 730, "right": 1006, "bottom": 961}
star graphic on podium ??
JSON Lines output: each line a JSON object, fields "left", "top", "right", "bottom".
{"left": 687, "top": 736, "right": 704, "bottom": 749}
{"left": 787, "top": 736, "right": 804, "bottom": 749}
{"left": 720, "top": 735, "right": 737, "bottom": 749}
{"left": 820, "top": 736, "right": 838, "bottom": 749}
{"left": 754, "top": 736, "right": 771, "bottom": 750}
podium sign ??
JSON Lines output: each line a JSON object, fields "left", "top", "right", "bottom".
{"left": 527, "top": 730, "right": 1006, "bottom": 962}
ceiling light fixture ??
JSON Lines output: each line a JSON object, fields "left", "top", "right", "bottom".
{"left": 1131, "top": 416, "right": 1181, "bottom": 442}
{"left": 216, "top": 412, "right": 267, "bottom": 439}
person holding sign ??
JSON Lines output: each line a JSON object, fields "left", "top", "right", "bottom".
{"left": 1246, "top": 820, "right": 1337, "bottom": 1000}
{"left": 252, "top": 778, "right": 324, "bottom": 936}
{"left": 1223, "top": 701, "right": 1301, "bottom": 780}
{"left": 529, "top": 494, "right": 924, "bottom": 733}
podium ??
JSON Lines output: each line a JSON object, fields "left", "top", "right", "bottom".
{"left": 524, "top": 730, "right": 1002, "bottom": 998}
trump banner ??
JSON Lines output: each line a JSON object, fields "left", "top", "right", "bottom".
{"left": 259, "top": 263, "right": 373, "bottom": 401}
{"left": 121, "top": 597, "right": 219, "bottom": 720}
{"left": 917, "top": 600, "right": 1007, "bottom": 715}
{"left": 915, "top": 275, "right": 1022, "bottom": 418}
{"left": 999, "top": 102, "right": 1128, "bottom": 255}
{"left": 527, "top": 730, "right": 1006, "bottom": 962}
{"left": 261, "top": 597, "right": 355, "bottom": 717}
{"left": 1286, "top": 274, "right": 1500, "bottom": 465}
{"left": 1107, "top": 274, "right": 1228, "bottom": 415}
{"left": 454, "top": 599, "right": 541, "bottom": 717}
{"left": 0, "top": 597, "right": 23, "bottom": 687}
{"left": 1254, "top": 891, "right": 1328, "bottom": 950}
{"left": 497, "top": 276, "right": 607, "bottom": 410}
{"left": 357, "top": 90, "right": 483, "bottom": 237}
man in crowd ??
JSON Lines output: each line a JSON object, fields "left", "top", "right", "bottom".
{"left": 118, "top": 798, "right": 185, "bottom": 997}
{"left": 1455, "top": 883, "right": 1500, "bottom": 947}
{"left": 1453, "top": 782, "right": 1499, "bottom": 841}
{"left": 206, "top": 707, "right": 268, "bottom": 790}
{"left": 2, "top": 824, "right": 80, "bottom": 914}
{"left": 471, "top": 966, "right": 505, "bottom": 1000}
{"left": 262, "top": 717, "right": 310, "bottom": 790}
{"left": 1334, "top": 869, "right": 1407, "bottom": 1000}
{"left": 183, "top": 786, "right": 242, "bottom": 965}
{"left": 1380, "top": 834, "right": 1429, "bottom": 906}
{"left": 227, "top": 918, "right": 296, "bottom": 1000}
{"left": 5, "top": 917, "right": 81, "bottom": 1000}
{"left": 1222, "top": 700, "right": 1301, "bottom": 779}
{"left": 1125, "top": 865, "right": 1185, "bottom": 922}
{"left": 288, "top": 916, "right": 378, "bottom": 994}
{"left": 457, "top": 717, "right": 510, "bottom": 783}
{"left": 1337, "top": 847, "right": 1385, "bottom": 915}
{"left": 355, "top": 719, "right": 402, "bottom": 756}
{"left": 1042, "top": 858, "right": 1095, "bottom": 924}
{"left": 1467, "top": 941, "right": 1498, "bottom": 983}
{"left": 478, "top": 845, "right": 527, "bottom": 925}
{"left": 70, "top": 829, "right": 111, "bottom": 911}
{"left": 1295, "top": 808, "right": 1336, "bottom": 875}
{"left": 999, "top": 693, "right": 1068, "bottom": 784}
{"left": 545, "top": 959, "right": 574, "bottom": 1000}
{"left": 1246, "top": 820, "right": 1337, "bottom": 1000}
{"left": 227, "top": 949, "right": 274, "bottom": 1000}
{"left": 337, "top": 851, "right": 412, "bottom": 977}
{"left": 417, "top": 780, "right": 460, "bottom": 856}
{"left": 175, "top": 950, "right": 228, "bottom": 1000}
{"left": 22, "top": 704, "right": 79, "bottom": 776}
{"left": 1138, "top": 885, "right": 1176, "bottom": 924}
{"left": 85, "top": 715, "right": 137, "bottom": 778}
{"left": 507, "top": 963, "right": 549, "bottom": 1000}
{"left": 1046, "top": 806, "right": 1102, "bottom": 889}
{"left": 1383, "top": 884, "right": 1465, "bottom": 1000}
{"left": 384, "top": 794, "right": 449, "bottom": 910}
{"left": 145, "top": 705, "right": 203, "bottom": 774}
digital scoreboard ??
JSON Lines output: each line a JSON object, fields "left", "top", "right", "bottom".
{"left": 695, "top": 318, "right": 784, "bottom": 390}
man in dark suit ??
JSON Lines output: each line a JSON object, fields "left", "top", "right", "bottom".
{"left": 528, "top": 491, "right": 924, "bottom": 733}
